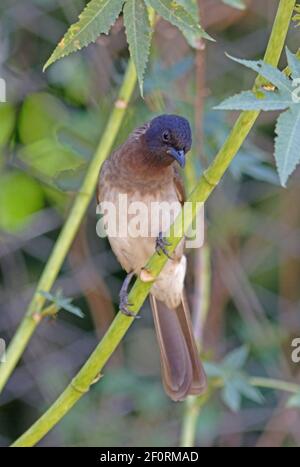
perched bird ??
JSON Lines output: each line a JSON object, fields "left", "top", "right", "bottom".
{"left": 97, "top": 114, "right": 207, "bottom": 401}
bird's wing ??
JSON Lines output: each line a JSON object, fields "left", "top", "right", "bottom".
{"left": 173, "top": 165, "right": 186, "bottom": 206}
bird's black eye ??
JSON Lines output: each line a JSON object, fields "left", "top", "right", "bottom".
{"left": 162, "top": 131, "right": 170, "bottom": 142}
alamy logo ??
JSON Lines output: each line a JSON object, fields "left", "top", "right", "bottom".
{"left": 291, "top": 338, "right": 300, "bottom": 363}
{"left": 96, "top": 194, "right": 204, "bottom": 248}
{"left": 0, "top": 78, "right": 6, "bottom": 102}
{"left": 0, "top": 338, "right": 6, "bottom": 363}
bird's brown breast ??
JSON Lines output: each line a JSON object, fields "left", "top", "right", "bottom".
{"left": 97, "top": 141, "right": 186, "bottom": 308}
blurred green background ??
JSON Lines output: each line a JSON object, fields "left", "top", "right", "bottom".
{"left": 0, "top": 0, "right": 300, "bottom": 447}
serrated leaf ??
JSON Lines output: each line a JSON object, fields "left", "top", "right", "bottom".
{"left": 216, "top": 50, "right": 300, "bottom": 186}
{"left": 223, "top": 346, "right": 249, "bottom": 370}
{"left": 145, "top": 0, "right": 213, "bottom": 48}
{"left": 44, "top": 0, "right": 124, "bottom": 70}
{"left": 286, "top": 47, "right": 300, "bottom": 80}
{"left": 275, "top": 105, "right": 300, "bottom": 186}
{"left": 287, "top": 392, "right": 300, "bottom": 408}
{"left": 226, "top": 54, "right": 292, "bottom": 93}
{"left": 221, "top": 0, "right": 246, "bottom": 10}
{"left": 124, "top": 0, "right": 152, "bottom": 96}
{"left": 214, "top": 90, "right": 292, "bottom": 111}
{"left": 225, "top": 54, "right": 293, "bottom": 95}
{"left": 221, "top": 382, "right": 241, "bottom": 412}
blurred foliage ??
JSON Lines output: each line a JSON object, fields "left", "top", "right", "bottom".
{"left": 205, "top": 347, "right": 264, "bottom": 412}
{"left": 0, "top": 170, "right": 44, "bottom": 231}
{"left": 1, "top": 0, "right": 300, "bottom": 448}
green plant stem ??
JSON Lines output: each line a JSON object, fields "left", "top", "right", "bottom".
{"left": 180, "top": 397, "right": 204, "bottom": 448}
{"left": 179, "top": 0, "right": 296, "bottom": 448}
{"left": 11, "top": 0, "right": 295, "bottom": 448}
{"left": 180, "top": 391, "right": 211, "bottom": 447}
{"left": 180, "top": 243, "right": 211, "bottom": 448}
{"left": 1, "top": 7, "right": 156, "bottom": 393}
{"left": 0, "top": 60, "right": 138, "bottom": 394}
{"left": 249, "top": 377, "right": 300, "bottom": 394}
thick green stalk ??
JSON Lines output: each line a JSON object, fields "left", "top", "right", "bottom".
{"left": 180, "top": 397, "right": 201, "bottom": 448}
{"left": 0, "top": 59, "right": 138, "bottom": 393}
{"left": 11, "top": 0, "right": 295, "bottom": 447}
{"left": 180, "top": 0, "right": 296, "bottom": 448}
{"left": 0, "top": 7, "right": 156, "bottom": 393}
{"left": 180, "top": 392, "right": 211, "bottom": 448}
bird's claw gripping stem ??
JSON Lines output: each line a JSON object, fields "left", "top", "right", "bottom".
{"left": 119, "top": 271, "right": 140, "bottom": 319}
{"left": 155, "top": 232, "right": 173, "bottom": 260}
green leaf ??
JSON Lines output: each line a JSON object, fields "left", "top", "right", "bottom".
{"left": 223, "top": 346, "right": 249, "bottom": 370}
{"left": 214, "top": 90, "right": 292, "bottom": 111}
{"left": 145, "top": 0, "right": 213, "bottom": 48}
{"left": 0, "top": 103, "right": 15, "bottom": 146}
{"left": 18, "top": 138, "right": 86, "bottom": 179}
{"left": 286, "top": 47, "right": 300, "bottom": 80}
{"left": 203, "top": 362, "right": 225, "bottom": 378}
{"left": 225, "top": 54, "right": 293, "bottom": 95}
{"left": 287, "top": 392, "right": 300, "bottom": 408}
{"left": 216, "top": 50, "right": 300, "bottom": 186}
{"left": 274, "top": 105, "right": 300, "bottom": 187}
{"left": 221, "top": 0, "right": 246, "bottom": 9}
{"left": 124, "top": 0, "right": 152, "bottom": 96}
{"left": 19, "top": 93, "right": 68, "bottom": 145}
{"left": 222, "top": 377, "right": 263, "bottom": 411}
{"left": 176, "top": 0, "right": 199, "bottom": 17}
{"left": 233, "top": 377, "right": 264, "bottom": 404}
{"left": 44, "top": 0, "right": 124, "bottom": 70}
{"left": 54, "top": 165, "right": 88, "bottom": 192}
{"left": 39, "top": 290, "right": 84, "bottom": 318}
{"left": 221, "top": 382, "right": 241, "bottom": 412}
{"left": 0, "top": 171, "right": 44, "bottom": 232}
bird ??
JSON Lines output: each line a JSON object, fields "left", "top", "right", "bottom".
{"left": 97, "top": 114, "right": 207, "bottom": 401}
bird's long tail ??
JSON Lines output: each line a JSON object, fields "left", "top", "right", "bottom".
{"left": 150, "top": 293, "right": 207, "bottom": 401}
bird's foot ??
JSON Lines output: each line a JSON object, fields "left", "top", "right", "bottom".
{"left": 119, "top": 272, "right": 140, "bottom": 319}
{"left": 155, "top": 232, "right": 173, "bottom": 260}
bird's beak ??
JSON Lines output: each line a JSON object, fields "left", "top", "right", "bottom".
{"left": 167, "top": 148, "right": 185, "bottom": 168}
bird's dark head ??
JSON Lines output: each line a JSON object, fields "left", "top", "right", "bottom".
{"left": 143, "top": 114, "right": 192, "bottom": 168}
